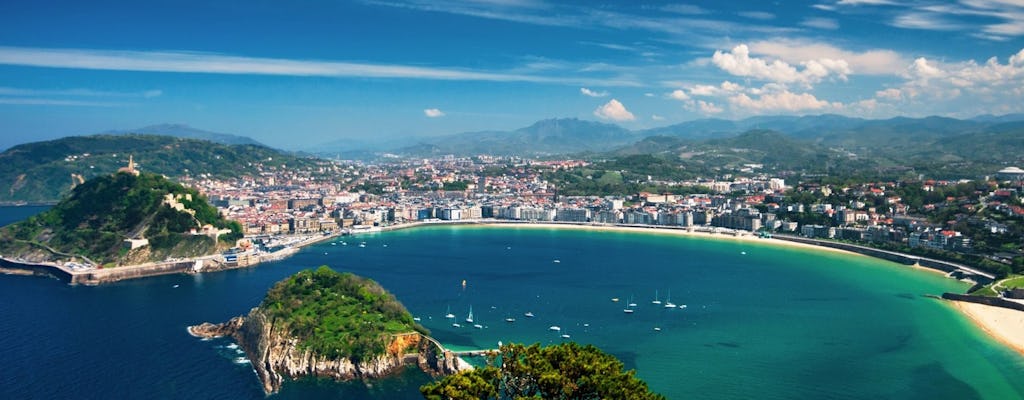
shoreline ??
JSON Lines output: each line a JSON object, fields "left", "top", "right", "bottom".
{"left": 951, "top": 300, "right": 1024, "bottom": 357}
{"left": 7, "top": 218, "right": 1021, "bottom": 360}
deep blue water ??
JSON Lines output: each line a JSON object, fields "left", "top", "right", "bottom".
{"left": 2, "top": 208, "right": 1023, "bottom": 399}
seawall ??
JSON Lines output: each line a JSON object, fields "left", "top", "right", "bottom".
{"left": 942, "top": 293, "right": 1024, "bottom": 312}
{"left": 771, "top": 234, "right": 995, "bottom": 284}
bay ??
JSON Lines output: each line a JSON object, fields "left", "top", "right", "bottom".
{"left": 1, "top": 208, "right": 1022, "bottom": 399}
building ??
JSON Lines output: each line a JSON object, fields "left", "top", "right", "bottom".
{"left": 996, "top": 167, "right": 1024, "bottom": 182}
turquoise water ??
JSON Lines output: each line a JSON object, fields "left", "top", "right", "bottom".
{"left": 2, "top": 210, "right": 1023, "bottom": 399}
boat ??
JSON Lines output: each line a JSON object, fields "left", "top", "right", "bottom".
{"left": 664, "top": 290, "right": 677, "bottom": 308}
{"left": 172, "top": 284, "right": 179, "bottom": 288}
{"left": 553, "top": 259, "right": 560, "bottom": 263}
{"left": 452, "top": 323, "right": 461, "bottom": 328}
{"left": 445, "top": 305, "right": 455, "bottom": 319}
{"left": 624, "top": 296, "right": 635, "bottom": 313}
{"left": 358, "top": 242, "right": 366, "bottom": 248}
{"left": 505, "top": 317, "right": 516, "bottom": 323}
{"left": 654, "top": 327, "right": 662, "bottom": 332}
{"left": 549, "top": 326, "right": 561, "bottom": 331}
{"left": 524, "top": 312, "right": 534, "bottom": 318}
{"left": 611, "top": 297, "right": 619, "bottom": 302}
{"left": 560, "top": 334, "right": 571, "bottom": 339}
{"left": 466, "top": 306, "right": 474, "bottom": 323}
{"left": 652, "top": 290, "right": 661, "bottom": 305}
{"left": 623, "top": 308, "right": 634, "bottom": 314}
{"left": 473, "top": 324, "right": 483, "bottom": 329}
{"left": 413, "top": 317, "right": 421, "bottom": 322}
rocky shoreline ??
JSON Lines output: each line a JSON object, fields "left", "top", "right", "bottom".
{"left": 189, "top": 307, "right": 462, "bottom": 394}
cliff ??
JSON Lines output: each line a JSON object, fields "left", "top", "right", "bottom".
{"left": 188, "top": 267, "right": 461, "bottom": 394}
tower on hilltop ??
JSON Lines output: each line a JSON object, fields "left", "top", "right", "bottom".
{"left": 117, "top": 155, "right": 140, "bottom": 176}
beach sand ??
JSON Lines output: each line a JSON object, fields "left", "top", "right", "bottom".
{"left": 478, "top": 222, "right": 862, "bottom": 257}
{"left": 952, "top": 301, "right": 1024, "bottom": 356}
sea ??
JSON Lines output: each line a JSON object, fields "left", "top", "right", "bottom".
{"left": 2, "top": 206, "right": 1023, "bottom": 399}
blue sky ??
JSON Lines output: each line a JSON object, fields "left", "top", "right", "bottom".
{"left": 1, "top": 0, "right": 1023, "bottom": 150}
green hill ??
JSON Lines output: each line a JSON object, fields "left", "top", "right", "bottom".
{"left": 0, "top": 171, "right": 242, "bottom": 267}
{"left": 261, "top": 266, "right": 428, "bottom": 361}
{"left": 0, "top": 134, "right": 317, "bottom": 203}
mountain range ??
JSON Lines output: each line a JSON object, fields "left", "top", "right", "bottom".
{"left": 100, "top": 123, "right": 265, "bottom": 146}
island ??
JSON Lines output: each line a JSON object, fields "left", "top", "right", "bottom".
{"left": 0, "top": 165, "right": 245, "bottom": 283}
{"left": 188, "top": 266, "right": 462, "bottom": 394}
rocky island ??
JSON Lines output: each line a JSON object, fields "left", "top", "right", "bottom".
{"left": 189, "top": 266, "right": 461, "bottom": 394}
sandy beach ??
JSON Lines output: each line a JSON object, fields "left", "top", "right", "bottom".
{"left": 952, "top": 301, "right": 1024, "bottom": 356}
{"left": 475, "top": 221, "right": 865, "bottom": 258}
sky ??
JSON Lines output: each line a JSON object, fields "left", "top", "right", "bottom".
{"left": 1, "top": 0, "right": 1023, "bottom": 151}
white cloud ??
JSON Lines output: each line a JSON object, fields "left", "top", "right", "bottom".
{"left": 668, "top": 89, "right": 690, "bottom": 100}
{"left": 875, "top": 88, "right": 903, "bottom": 100}
{"left": 0, "top": 46, "right": 577, "bottom": 84}
{"left": 0, "top": 98, "right": 128, "bottom": 107}
{"left": 837, "top": 0, "right": 896, "bottom": 5}
{"left": 801, "top": 17, "right": 839, "bottom": 30}
{"left": 739, "top": 11, "right": 775, "bottom": 20}
{"left": 891, "top": 12, "right": 963, "bottom": 31}
{"left": 748, "top": 39, "right": 906, "bottom": 75}
{"left": 651, "top": 114, "right": 666, "bottom": 121}
{"left": 580, "top": 87, "right": 608, "bottom": 97}
{"left": 729, "top": 91, "right": 838, "bottom": 112}
{"left": 711, "top": 44, "right": 850, "bottom": 86}
{"left": 0, "top": 86, "right": 162, "bottom": 98}
{"left": 689, "top": 84, "right": 721, "bottom": 96}
{"left": 697, "top": 100, "right": 724, "bottom": 114}
{"left": 908, "top": 57, "right": 945, "bottom": 79}
{"left": 423, "top": 108, "right": 445, "bottom": 117}
{"left": 894, "top": 48, "right": 1024, "bottom": 102}
{"left": 644, "top": 92, "right": 655, "bottom": 97}
{"left": 593, "top": 99, "right": 635, "bottom": 121}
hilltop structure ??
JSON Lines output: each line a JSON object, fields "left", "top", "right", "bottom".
{"left": 117, "top": 155, "right": 140, "bottom": 176}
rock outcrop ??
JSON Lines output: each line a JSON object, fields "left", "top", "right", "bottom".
{"left": 190, "top": 307, "right": 461, "bottom": 394}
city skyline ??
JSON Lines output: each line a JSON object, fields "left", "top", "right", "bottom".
{"left": 1, "top": 0, "right": 1023, "bottom": 150}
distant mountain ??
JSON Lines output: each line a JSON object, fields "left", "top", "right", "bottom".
{"left": 395, "top": 118, "right": 635, "bottom": 156}
{"left": 102, "top": 124, "right": 264, "bottom": 146}
{"left": 0, "top": 134, "right": 319, "bottom": 203}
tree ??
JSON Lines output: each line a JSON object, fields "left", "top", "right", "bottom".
{"left": 421, "top": 342, "right": 665, "bottom": 400}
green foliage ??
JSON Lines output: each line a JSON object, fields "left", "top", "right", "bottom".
{"left": 0, "top": 172, "right": 237, "bottom": 264}
{"left": 442, "top": 181, "right": 470, "bottom": 191}
{"left": 0, "top": 134, "right": 318, "bottom": 202}
{"left": 421, "top": 342, "right": 665, "bottom": 400}
{"left": 261, "top": 267, "right": 427, "bottom": 362}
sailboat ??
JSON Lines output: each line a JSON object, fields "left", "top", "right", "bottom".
{"left": 664, "top": 290, "right": 677, "bottom": 309}
{"left": 624, "top": 296, "right": 635, "bottom": 313}
{"left": 466, "top": 306, "right": 474, "bottom": 324}
{"left": 445, "top": 305, "right": 455, "bottom": 319}
{"left": 652, "top": 290, "right": 662, "bottom": 305}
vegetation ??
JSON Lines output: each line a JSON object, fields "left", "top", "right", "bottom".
{"left": 420, "top": 342, "right": 664, "bottom": 400}
{"left": 0, "top": 134, "right": 319, "bottom": 202}
{"left": 261, "top": 267, "right": 427, "bottom": 362}
{"left": 0, "top": 171, "right": 242, "bottom": 265}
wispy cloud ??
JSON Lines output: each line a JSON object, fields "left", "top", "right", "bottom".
{"left": 739, "top": 11, "right": 775, "bottom": 20}
{"left": 801, "top": 17, "right": 839, "bottom": 30}
{"left": 423, "top": 108, "right": 445, "bottom": 117}
{"left": 0, "top": 98, "right": 129, "bottom": 107}
{"left": 579, "top": 87, "right": 608, "bottom": 97}
{"left": 0, "top": 86, "right": 161, "bottom": 98}
{"left": 0, "top": 46, "right": 645, "bottom": 87}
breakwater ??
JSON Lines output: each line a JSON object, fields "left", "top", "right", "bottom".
{"left": 772, "top": 234, "right": 995, "bottom": 284}
{"left": 0, "top": 256, "right": 197, "bottom": 285}
{"left": 942, "top": 293, "right": 1024, "bottom": 311}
